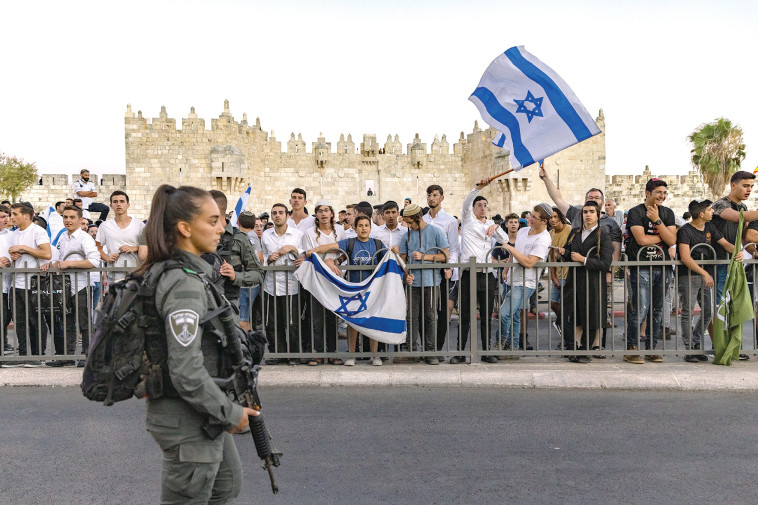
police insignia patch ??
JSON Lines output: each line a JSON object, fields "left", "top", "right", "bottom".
{"left": 169, "top": 309, "right": 199, "bottom": 347}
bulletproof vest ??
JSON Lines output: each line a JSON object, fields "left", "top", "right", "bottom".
{"left": 215, "top": 227, "right": 247, "bottom": 299}
{"left": 143, "top": 267, "right": 237, "bottom": 400}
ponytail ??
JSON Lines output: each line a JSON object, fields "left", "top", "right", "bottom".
{"left": 137, "top": 184, "right": 211, "bottom": 274}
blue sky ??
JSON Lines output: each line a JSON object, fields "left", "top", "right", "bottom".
{"left": 2, "top": 0, "right": 756, "bottom": 177}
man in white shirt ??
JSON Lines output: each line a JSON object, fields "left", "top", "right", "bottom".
{"left": 451, "top": 179, "right": 499, "bottom": 364}
{"left": 7, "top": 203, "right": 52, "bottom": 358}
{"left": 371, "top": 201, "right": 407, "bottom": 249}
{"left": 286, "top": 187, "right": 316, "bottom": 233}
{"left": 261, "top": 203, "right": 305, "bottom": 364}
{"left": 43, "top": 205, "right": 100, "bottom": 366}
{"left": 424, "top": 185, "right": 460, "bottom": 359}
{"left": 73, "top": 199, "right": 90, "bottom": 220}
{"left": 72, "top": 169, "right": 109, "bottom": 222}
{"left": 95, "top": 191, "right": 145, "bottom": 283}
{"left": 496, "top": 203, "right": 552, "bottom": 357}
{"left": 343, "top": 204, "right": 358, "bottom": 239}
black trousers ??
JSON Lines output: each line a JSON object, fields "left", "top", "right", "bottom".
{"left": 87, "top": 202, "right": 109, "bottom": 222}
{"left": 458, "top": 271, "right": 497, "bottom": 354}
{"left": 436, "top": 274, "right": 451, "bottom": 352}
{"left": 13, "top": 289, "right": 51, "bottom": 356}
{"left": 264, "top": 292, "right": 298, "bottom": 355}
{"left": 309, "top": 294, "right": 338, "bottom": 353}
{"left": 63, "top": 287, "right": 92, "bottom": 356}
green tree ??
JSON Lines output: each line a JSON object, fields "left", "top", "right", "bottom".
{"left": 0, "top": 152, "right": 38, "bottom": 203}
{"left": 688, "top": 118, "right": 746, "bottom": 199}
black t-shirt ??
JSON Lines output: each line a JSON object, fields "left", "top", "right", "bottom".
{"left": 710, "top": 196, "right": 758, "bottom": 259}
{"left": 566, "top": 205, "right": 622, "bottom": 244}
{"left": 676, "top": 222, "right": 723, "bottom": 276}
{"left": 625, "top": 203, "right": 676, "bottom": 262}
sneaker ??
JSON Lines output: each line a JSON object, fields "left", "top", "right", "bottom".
{"left": 45, "top": 359, "right": 66, "bottom": 367}
{"left": 449, "top": 356, "right": 466, "bottom": 364}
{"left": 645, "top": 355, "right": 663, "bottom": 363}
{"left": 739, "top": 354, "right": 751, "bottom": 361}
{"left": 684, "top": 354, "right": 699, "bottom": 363}
{"left": 624, "top": 347, "right": 645, "bottom": 364}
{"left": 481, "top": 356, "right": 498, "bottom": 363}
{"left": 696, "top": 354, "right": 709, "bottom": 362}
{"left": 344, "top": 358, "right": 356, "bottom": 366}
{"left": 76, "top": 360, "right": 86, "bottom": 368}
{"left": 437, "top": 356, "right": 445, "bottom": 363}
{"left": 3, "top": 344, "right": 14, "bottom": 356}
{"left": 570, "top": 355, "right": 591, "bottom": 364}
{"left": 371, "top": 357, "right": 383, "bottom": 366}
{"left": 424, "top": 356, "right": 439, "bottom": 365}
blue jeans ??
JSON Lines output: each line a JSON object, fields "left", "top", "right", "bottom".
{"left": 715, "top": 264, "right": 728, "bottom": 305}
{"left": 239, "top": 286, "right": 260, "bottom": 322}
{"left": 626, "top": 267, "right": 664, "bottom": 350}
{"left": 499, "top": 285, "right": 536, "bottom": 350}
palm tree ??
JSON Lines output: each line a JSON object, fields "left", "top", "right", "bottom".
{"left": 688, "top": 118, "right": 746, "bottom": 198}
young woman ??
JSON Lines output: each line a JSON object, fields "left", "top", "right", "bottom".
{"left": 303, "top": 200, "right": 345, "bottom": 365}
{"left": 141, "top": 185, "right": 258, "bottom": 503}
{"left": 558, "top": 201, "right": 613, "bottom": 363}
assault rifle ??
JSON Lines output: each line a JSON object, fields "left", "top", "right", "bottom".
{"left": 205, "top": 283, "right": 282, "bottom": 494}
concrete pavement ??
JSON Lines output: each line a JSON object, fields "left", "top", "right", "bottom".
{"left": 4, "top": 357, "right": 758, "bottom": 390}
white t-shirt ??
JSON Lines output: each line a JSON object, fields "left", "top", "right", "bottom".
{"left": 10, "top": 224, "right": 50, "bottom": 289}
{"left": 506, "top": 227, "right": 551, "bottom": 289}
{"left": 96, "top": 217, "right": 145, "bottom": 280}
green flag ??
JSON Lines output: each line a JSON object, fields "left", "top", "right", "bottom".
{"left": 712, "top": 210, "right": 754, "bottom": 365}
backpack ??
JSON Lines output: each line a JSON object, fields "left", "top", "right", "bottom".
{"left": 81, "top": 260, "right": 185, "bottom": 406}
{"left": 345, "top": 237, "right": 384, "bottom": 263}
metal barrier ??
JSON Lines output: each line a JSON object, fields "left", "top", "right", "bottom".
{"left": 2, "top": 254, "right": 757, "bottom": 365}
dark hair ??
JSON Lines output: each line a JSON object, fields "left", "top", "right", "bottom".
{"left": 355, "top": 204, "right": 373, "bottom": 219}
{"left": 10, "top": 203, "right": 33, "bottom": 218}
{"left": 582, "top": 201, "right": 603, "bottom": 254}
{"left": 372, "top": 204, "right": 383, "bottom": 211}
{"left": 354, "top": 215, "right": 371, "bottom": 228}
{"left": 238, "top": 212, "right": 256, "bottom": 230}
{"left": 0, "top": 205, "right": 9, "bottom": 216}
{"left": 73, "top": 198, "right": 82, "bottom": 204}
{"left": 473, "top": 195, "right": 487, "bottom": 206}
{"left": 55, "top": 201, "right": 65, "bottom": 208}
{"left": 138, "top": 185, "right": 212, "bottom": 274}
{"left": 291, "top": 188, "right": 307, "bottom": 199}
{"left": 88, "top": 223, "right": 98, "bottom": 230}
{"left": 532, "top": 205, "right": 550, "bottom": 222}
{"left": 585, "top": 188, "right": 604, "bottom": 200}
{"left": 62, "top": 205, "right": 83, "bottom": 218}
{"left": 730, "top": 171, "right": 756, "bottom": 184}
{"left": 382, "top": 200, "right": 399, "bottom": 213}
{"left": 1, "top": 200, "right": 10, "bottom": 206}
{"left": 552, "top": 207, "right": 568, "bottom": 224}
{"left": 426, "top": 184, "right": 444, "bottom": 196}
{"left": 110, "top": 190, "right": 130, "bottom": 203}
{"left": 33, "top": 216, "right": 48, "bottom": 229}
{"left": 313, "top": 203, "right": 335, "bottom": 239}
{"left": 271, "top": 203, "right": 288, "bottom": 213}
{"left": 520, "top": 210, "right": 530, "bottom": 219}
{"left": 265, "top": 222, "right": 274, "bottom": 229}
{"left": 504, "top": 212, "right": 519, "bottom": 222}
{"left": 682, "top": 212, "right": 692, "bottom": 220}
{"left": 80, "top": 169, "right": 89, "bottom": 175}
{"left": 209, "top": 190, "right": 227, "bottom": 211}
{"left": 645, "top": 178, "right": 668, "bottom": 193}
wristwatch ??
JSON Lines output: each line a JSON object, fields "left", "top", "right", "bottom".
{"left": 653, "top": 219, "right": 662, "bottom": 226}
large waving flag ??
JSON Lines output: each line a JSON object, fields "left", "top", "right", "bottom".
{"left": 229, "top": 185, "right": 252, "bottom": 228}
{"left": 469, "top": 46, "right": 601, "bottom": 170}
{"left": 712, "top": 210, "right": 754, "bottom": 365}
{"left": 294, "top": 251, "right": 407, "bottom": 344}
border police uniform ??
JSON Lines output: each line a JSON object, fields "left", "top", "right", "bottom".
{"left": 146, "top": 250, "right": 246, "bottom": 505}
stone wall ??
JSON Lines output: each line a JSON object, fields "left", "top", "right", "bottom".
{"left": 19, "top": 100, "right": 717, "bottom": 222}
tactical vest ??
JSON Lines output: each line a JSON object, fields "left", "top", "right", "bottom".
{"left": 215, "top": 226, "right": 248, "bottom": 300}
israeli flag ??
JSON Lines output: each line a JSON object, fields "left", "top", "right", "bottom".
{"left": 229, "top": 185, "right": 252, "bottom": 228}
{"left": 294, "top": 251, "right": 407, "bottom": 344}
{"left": 469, "top": 46, "right": 601, "bottom": 170}
{"left": 39, "top": 205, "right": 65, "bottom": 245}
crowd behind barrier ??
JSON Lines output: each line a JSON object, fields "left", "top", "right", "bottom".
{"left": 2, "top": 257, "right": 757, "bottom": 366}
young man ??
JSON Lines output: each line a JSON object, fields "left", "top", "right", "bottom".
{"left": 236, "top": 211, "right": 261, "bottom": 333}
{"left": 343, "top": 204, "right": 357, "bottom": 239}
{"left": 261, "top": 203, "right": 305, "bottom": 365}
{"left": 677, "top": 199, "right": 741, "bottom": 363}
{"left": 73, "top": 198, "right": 90, "bottom": 220}
{"left": 95, "top": 191, "right": 144, "bottom": 283}
{"left": 451, "top": 178, "right": 499, "bottom": 364}
{"left": 394, "top": 204, "right": 449, "bottom": 365}
{"left": 286, "top": 188, "right": 316, "bottom": 233}
{"left": 7, "top": 203, "right": 52, "bottom": 358}
{"left": 423, "top": 185, "right": 460, "bottom": 359}
{"left": 43, "top": 205, "right": 100, "bottom": 366}
{"left": 72, "top": 169, "right": 109, "bottom": 222}
{"left": 208, "top": 191, "right": 264, "bottom": 319}
{"left": 371, "top": 201, "right": 407, "bottom": 249}
{"left": 497, "top": 204, "right": 552, "bottom": 359}
{"left": 372, "top": 205, "right": 385, "bottom": 227}
{"left": 624, "top": 179, "right": 677, "bottom": 364}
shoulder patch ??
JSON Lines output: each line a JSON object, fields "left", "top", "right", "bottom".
{"left": 169, "top": 309, "right": 200, "bottom": 347}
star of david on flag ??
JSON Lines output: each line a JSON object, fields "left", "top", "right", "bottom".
{"left": 294, "top": 252, "right": 407, "bottom": 344}
{"left": 469, "top": 46, "right": 601, "bottom": 170}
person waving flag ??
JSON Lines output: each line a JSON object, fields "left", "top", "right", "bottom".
{"left": 469, "top": 46, "right": 601, "bottom": 170}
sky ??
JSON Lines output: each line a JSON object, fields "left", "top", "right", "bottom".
{"left": 2, "top": 0, "right": 757, "bottom": 178}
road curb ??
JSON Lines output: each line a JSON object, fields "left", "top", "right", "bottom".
{"left": 3, "top": 360, "right": 758, "bottom": 391}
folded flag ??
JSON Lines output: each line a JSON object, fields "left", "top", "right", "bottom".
{"left": 294, "top": 251, "right": 407, "bottom": 345}
{"left": 229, "top": 185, "right": 252, "bottom": 228}
{"left": 469, "top": 45, "right": 601, "bottom": 170}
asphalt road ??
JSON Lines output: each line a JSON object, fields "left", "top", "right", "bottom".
{"left": 1, "top": 386, "right": 757, "bottom": 505}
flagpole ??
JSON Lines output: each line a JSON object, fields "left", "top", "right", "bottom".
{"left": 487, "top": 168, "right": 515, "bottom": 183}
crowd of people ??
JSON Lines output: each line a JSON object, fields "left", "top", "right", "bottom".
{"left": 2, "top": 166, "right": 758, "bottom": 367}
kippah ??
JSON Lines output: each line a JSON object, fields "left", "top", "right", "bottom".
{"left": 404, "top": 203, "right": 422, "bottom": 217}
{"left": 538, "top": 202, "right": 552, "bottom": 217}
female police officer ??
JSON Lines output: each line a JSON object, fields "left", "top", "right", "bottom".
{"left": 140, "top": 184, "right": 258, "bottom": 504}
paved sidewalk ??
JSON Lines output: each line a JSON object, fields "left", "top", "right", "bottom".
{"left": 4, "top": 358, "right": 758, "bottom": 390}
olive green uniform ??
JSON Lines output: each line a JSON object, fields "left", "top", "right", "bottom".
{"left": 146, "top": 250, "right": 246, "bottom": 505}
{"left": 220, "top": 222, "right": 263, "bottom": 318}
